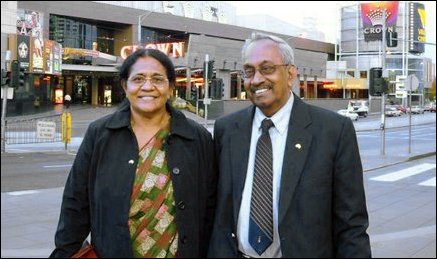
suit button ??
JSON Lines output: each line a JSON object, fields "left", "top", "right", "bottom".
{"left": 177, "top": 201, "right": 185, "bottom": 210}
{"left": 181, "top": 236, "right": 188, "bottom": 244}
{"left": 128, "top": 159, "right": 135, "bottom": 165}
{"left": 231, "top": 233, "right": 236, "bottom": 238}
{"left": 172, "top": 167, "right": 180, "bottom": 175}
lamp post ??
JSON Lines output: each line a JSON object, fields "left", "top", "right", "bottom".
{"left": 137, "top": 11, "right": 153, "bottom": 46}
{"left": 137, "top": 4, "right": 173, "bottom": 46}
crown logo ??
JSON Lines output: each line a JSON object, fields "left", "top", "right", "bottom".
{"left": 366, "top": 8, "right": 391, "bottom": 26}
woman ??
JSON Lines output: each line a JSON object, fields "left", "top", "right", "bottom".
{"left": 50, "top": 49, "right": 217, "bottom": 258}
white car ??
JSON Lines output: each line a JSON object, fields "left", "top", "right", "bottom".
{"left": 385, "top": 107, "right": 402, "bottom": 117}
{"left": 337, "top": 109, "right": 359, "bottom": 121}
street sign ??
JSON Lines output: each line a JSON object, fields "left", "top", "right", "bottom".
{"left": 395, "top": 90, "right": 407, "bottom": 99}
{"left": 405, "top": 74, "right": 419, "bottom": 91}
{"left": 1, "top": 87, "right": 14, "bottom": 99}
{"left": 36, "top": 121, "right": 56, "bottom": 140}
{"left": 395, "top": 75, "right": 407, "bottom": 91}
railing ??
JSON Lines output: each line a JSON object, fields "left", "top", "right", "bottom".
{"left": 5, "top": 114, "right": 62, "bottom": 144}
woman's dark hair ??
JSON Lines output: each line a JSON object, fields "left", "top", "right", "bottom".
{"left": 119, "top": 48, "right": 176, "bottom": 86}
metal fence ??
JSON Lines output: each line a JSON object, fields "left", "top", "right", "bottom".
{"left": 5, "top": 114, "right": 62, "bottom": 144}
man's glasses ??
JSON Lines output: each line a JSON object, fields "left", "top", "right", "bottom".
{"left": 242, "top": 64, "right": 290, "bottom": 79}
{"left": 128, "top": 75, "right": 169, "bottom": 88}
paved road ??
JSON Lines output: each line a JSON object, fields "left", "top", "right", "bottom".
{"left": 365, "top": 155, "right": 436, "bottom": 258}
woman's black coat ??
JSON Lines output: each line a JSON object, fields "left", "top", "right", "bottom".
{"left": 50, "top": 102, "right": 217, "bottom": 258}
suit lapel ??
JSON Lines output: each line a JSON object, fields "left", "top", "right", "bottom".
{"left": 279, "top": 96, "right": 313, "bottom": 224}
{"left": 230, "top": 106, "right": 254, "bottom": 227}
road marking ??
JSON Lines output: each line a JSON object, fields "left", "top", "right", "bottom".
{"left": 418, "top": 177, "right": 436, "bottom": 187}
{"left": 6, "top": 190, "right": 40, "bottom": 196}
{"left": 43, "top": 164, "right": 72, "bottom": 168}
{"left": 370, "top": 163, "right": 436, "bottom": 182}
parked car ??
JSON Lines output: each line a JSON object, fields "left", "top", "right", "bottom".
{"left": 337, "top": 109, "right": 359, "bottom": 121}
{"left": 407, "top": 106, "right": 425, "bottom": 114}
{"left": 394, "top": 105, "right": 407, "bottom": 113}
{"left": 424, "top": 102, "right": 436, "bottom": 112}
{"left": 348, "top": 100, "right": 369, "bottom": 117}
{"left": 385, "top": 107, "right": 402, "bottom": 117}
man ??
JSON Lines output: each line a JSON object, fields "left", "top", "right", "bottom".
{"left": 209, "top": 32, "right": 371, "bottom": 258}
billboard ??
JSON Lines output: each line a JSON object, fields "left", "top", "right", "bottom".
{"left": 17, "top": 35, "right": 30, "bottom": 70}
{"left": 16, "top": 10, "right": 43, "bottom": 38}
{"left": 361, "top": 1, "right": 399, "bottom": 42}
{"left": 408, "top": 2, "right": 426, "bottom": 53}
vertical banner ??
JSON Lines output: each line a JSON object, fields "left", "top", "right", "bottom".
{"left": 408, "top": 2, "right": 426, "bottom": 53}
{"left": 361, "top": 1, "right": 399, "bottom": 42}
{"left": 32, "top": 36, "right": 44, "bottom": 73}
{"left": 44, "top": 39, "right": 54, "bottom": 74}
{"left": 17, "top": 34, "right": 30, "bottom": 70}
{"left": 53, "top": 42, "right": 62, "bottom": 75}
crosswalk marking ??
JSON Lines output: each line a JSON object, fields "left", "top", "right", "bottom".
{"left": 418, "top": 177, "right": 436, "bottom": 187}
{"left": 6, "top": 190, "right": 40, "bottom": 196}
{"left": 370, "top": 163, "right": 436, "bottom": 182}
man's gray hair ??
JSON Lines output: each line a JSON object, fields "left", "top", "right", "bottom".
{"left": 241, "top": 32, "right": 295, "bottom": 65}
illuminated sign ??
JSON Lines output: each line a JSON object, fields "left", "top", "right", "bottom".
{"left": 120, "top": 42, "right": 186, "bottom": 59}
{"left": 361, "top": 1, "right": 399, "bottom": 42}
{"left": 408, "top": 2, "right": 426, "bottom": 54}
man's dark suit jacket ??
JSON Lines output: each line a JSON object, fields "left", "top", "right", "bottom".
{"left": 209, "top": 95, "right": 371, "bottom": 258}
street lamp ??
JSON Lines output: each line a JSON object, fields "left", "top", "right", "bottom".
{"left": 137, "top": 4, "right": 174, "bottom": 46}
{"left": 137, "top": 11, "right": 153, "bottom": 45}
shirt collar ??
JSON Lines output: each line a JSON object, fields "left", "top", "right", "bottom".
{"left": 254, "top": 91, "right": 294, "bottom": 135}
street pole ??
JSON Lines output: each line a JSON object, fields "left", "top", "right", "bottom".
{"left": 1, "top": 76, "right": 9, "bottom": 153}
{"left": 380, "top": 10, "right": 387, "bottom": 156}
{"left": 1, "top": 51, "right": 11, "bottom": 153}
{"left": 408, "top": 78, "right": 412, "bottom": 154}
{"left": 138, "top": 11, "right": 152, "bottom": 46}
{"left": 204, "top": 54, "right": 209, "bottom": 127}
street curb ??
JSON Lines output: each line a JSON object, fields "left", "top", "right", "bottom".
{"left": 364, "top": 151, "right": 436, "bottom": 172}
{"left": 355, "top": 121, "right": 436, "bottom": 132}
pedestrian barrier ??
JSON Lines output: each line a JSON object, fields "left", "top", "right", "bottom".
{"left": 5, "top": 114, "right": 62, "bottom": 144}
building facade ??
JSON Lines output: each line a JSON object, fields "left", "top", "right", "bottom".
{"left": 336, "top": 1, "right": 434, "bottom": 106}
{"left": 1, "top": 1, "right": 334, "bottom": 116}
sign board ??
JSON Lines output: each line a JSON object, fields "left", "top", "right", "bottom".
{"left": 37, "top": 121, "right": 56, "bottom": 139}
{"left": 405, "top": 74, "right": 419, "bottom": 91}
{"left": 395, "top": 75, "right": 407, "bottom": 91}
{"left": 203, "top": 98, "right": 211, "bottom": 105}
{"left": 395, "top": 90, "right": 407, "bottom": 99}
{"left": 1, "top": 87, "right": 14, "bottom": 99}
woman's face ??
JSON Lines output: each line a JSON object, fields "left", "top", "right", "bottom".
{"left": 124, "top": 56, "right": 172, "bottom": 117}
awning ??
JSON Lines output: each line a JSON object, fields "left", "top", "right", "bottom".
{"left": 61, "top": 64, "right": 118, "bottom": 72}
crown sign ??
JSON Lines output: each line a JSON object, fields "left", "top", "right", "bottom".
{"left": 366, "top": 8, "right": 391, "bottom": 26}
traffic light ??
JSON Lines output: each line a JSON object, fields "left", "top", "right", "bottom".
{"left": 369, "top": 67, "right": 388, "bottom": 96}
{"left": 203, "top": 60, "right": 214, "bottom": 79}
{"left": 211, "top": 78, "right": 223, "bottom": 99}
{"left": 386, "top": 31, "right": 398, "bottom": 47}
{"left": 1, "top": 69, "right": 9, "bottom": 86}
{"left": 11, "top": 60, "right": 20, "bottom": 88}
{"left": 18, "top": 66, "right": 25, "bottom": 88}
{"left": 191, "top": 86, "right": 198, "bottom": 101}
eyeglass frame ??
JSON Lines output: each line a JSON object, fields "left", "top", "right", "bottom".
{"left": 127, "top": 74, "right": 170, "bottom": 88}
{"left": 241, "top": 63, "right": 292, "bottom": 79}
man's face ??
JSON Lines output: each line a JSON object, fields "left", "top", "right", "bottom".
{"left": 243, "top": 39, "right": 295, "bottom": 117}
